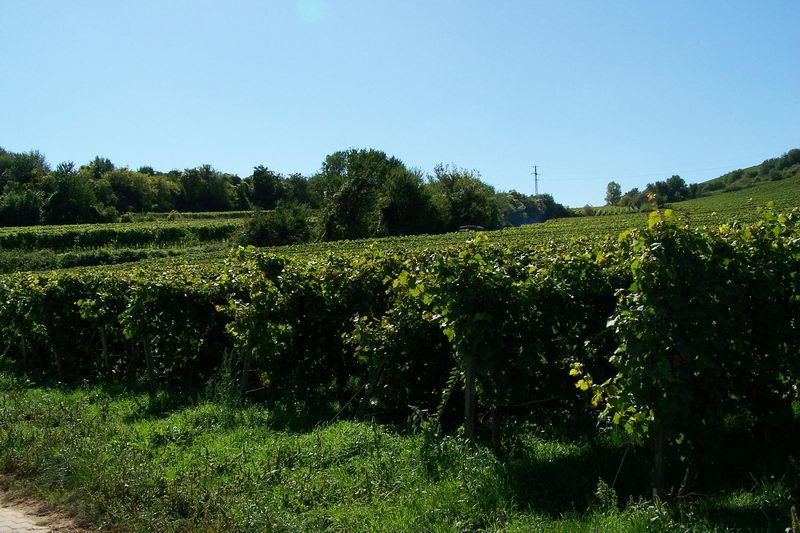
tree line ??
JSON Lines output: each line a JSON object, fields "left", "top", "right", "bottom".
{"left": 604, "top": 174, "right": 692, "bottom": 209}
{"left": 0, "top": 147, "right": 569, "bottom": 241}
{"left": 701, "top": 148, "right": 800, "bottom": 193}
{"left": 602, "top": 148, "right": 800, "bottom": 209}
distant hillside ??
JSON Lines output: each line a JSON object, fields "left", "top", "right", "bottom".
{"left": 591, "top": 148, "right": 799, "bottom": 215}
{"left": 698, "top": 148, "right": 800, "bottom": 195}
{"left": 672, "top": 171, "right": 800, "bottom": 217}
{"left": 582, "top": 164, "right": 799, "bottom": 218}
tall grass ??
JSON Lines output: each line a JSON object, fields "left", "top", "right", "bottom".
{"left": 0, "top": 378, "right": 796, "bottom": 532}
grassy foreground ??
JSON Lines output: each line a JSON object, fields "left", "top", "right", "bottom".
{"left": 1, "top": 377, "right": 797, "bottom": 532}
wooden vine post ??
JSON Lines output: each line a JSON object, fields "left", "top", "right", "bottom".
{"left": 141, "top": 336, "right": 156, "bottom": 396}
{"left": 463, "top": 353, "right": 477, "bottom": 440}
{"left": 98, "top": 326, "right": 111, "bottom": 376}
{"left": 18, "top": 336, "right": 27, "bottom": 363}
{"left": 51, "top": 345, "right": 65, "bottom": 382}
{"left": 46, "top": 325, "right": 65, "bottom": 382}
{"left": 652, "top": 424, "right": 666, "bottom": 501}
{"left": 239, "top": 348, "right": 252, "bottom": 401}
{"left": 356, "top": 354, "right": 386, "bottom": 420}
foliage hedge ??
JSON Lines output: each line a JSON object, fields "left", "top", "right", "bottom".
{"left": 0, "top": 207, "right": 798, "bottom": 494}
{"left": 0, "top": 218, "right": 243, "bottom": 251}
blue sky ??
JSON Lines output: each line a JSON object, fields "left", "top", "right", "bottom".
{"left": 1, "top": 0, "right": 798, "bottom": 206}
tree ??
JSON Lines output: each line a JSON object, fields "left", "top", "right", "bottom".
{"left": 80, "top": 156, "right": 115, "bottom": 180}
{"left": 282, "top": 173, "right": 312, "bottom": 206}
{"left": 376, "top": 167, "right": 432, "bottom": 236}
{"left": 42, "top": 162, "right": 98, "bottom": 224}
{"left": 665, "top": 175, "right": 688, "bottom": 202}
{"left": 532, "top": 193, "right": 569, "bottom": 220}
{"left": 235, "top": 178, "right": 253, "bottom": 210}
{"left": 648, "top": 181, "right": 670, "bottom": 206}
{"left": 426, "top": 164, "right": 502, "bottom": 231}
{"left": 96, "top": 169, "right": 180, "bottom": 212}
{"left": 0, "top": 149, "right": 49, "bottom": 188}
{"left": 250, "top": 166, "right": 282, "bottom": 209}
{"left": 605, "top": 181, "right": 622, "bottom": 206}
{"left": 619, "top": 187, "right": 645, "bottom": 209}
{"left": 152, "top": 175, "right": 181, "bottom": 211}
{"left": 500, "top": 191, "right": 530, "bottom": 226}
{"left": 0, "top": 183, "right": 45, "bottom": 226}
{"left": 178, "top": 165, "right": 234, "bottom": 211}
{"left": 102, "top": 169, "right": 155, "bottom": 212}
{"left": 322, "top": 170, "right": 376, "bottom": 240}
{"left": 498, "top": 191, "right": 569, "bottom": 227}
{"left": 319, "top": 149, "right": 406, "bottom": 240}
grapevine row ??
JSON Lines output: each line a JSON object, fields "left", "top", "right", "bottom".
{"left": 0, "top": 218, "right": 245, "bottom": 252}
{"left": 0, "top": 208, "right": 798, "bottom": 495}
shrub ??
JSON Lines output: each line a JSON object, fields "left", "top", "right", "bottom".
{"left": 238, "top": 203, "right": 311, "bottom": 247}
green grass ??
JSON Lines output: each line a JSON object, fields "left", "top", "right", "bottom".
{"left": 1, "top": 378, "right": 797, "bottom": 532}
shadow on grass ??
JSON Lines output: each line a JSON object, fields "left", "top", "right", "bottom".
{"left": 5, "top": 372, "right": 798, "bottom": 532}
{"left": 501, "top": 434, "right": 651, "bottom": 516}
{"left": 494, "top": 409, "right": 799, "bottom": 524}
{"left": 680, "top": 415, "right": 800, "bottom": 533}
{"left": 692, "top": 502, "right": 789, "bottom": 533}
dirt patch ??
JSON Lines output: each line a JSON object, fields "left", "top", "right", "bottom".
{"left": 0, "top": 496, "right": 82, "bottom": 532}
{"left": 0, "top": 477, "right": 100, "bottom": 533}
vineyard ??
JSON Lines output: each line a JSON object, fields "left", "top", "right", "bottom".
{"left": 0, "top": 177, "right": 798, "bottom": 531}
{"left": 0, "top": 174, "right": 797, "bottom": 276}
{"left": 0, "top": 215, "right": 248, "bottom": 274}
{"left": 0, "top": 217, "right": 246, "bottom": 252}
{"left": 90, "top": 173, "right": 800, "bottom": 265}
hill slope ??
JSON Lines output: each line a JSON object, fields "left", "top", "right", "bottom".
{"left": 696, "top": 148, "right": 800, "bottom": 194}
{"left": 674, "top": 171, "right": 800, "bottom": 217}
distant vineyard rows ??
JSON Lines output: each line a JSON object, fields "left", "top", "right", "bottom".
{"left": 0, "top": 175, "right": 796, "bottom": 276}
{"left": 0, "top": 218, "right": 245, "bottom": 252}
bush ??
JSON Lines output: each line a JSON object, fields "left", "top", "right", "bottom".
{"left": 238, "top": 203, "right": 311, "bottom": 247}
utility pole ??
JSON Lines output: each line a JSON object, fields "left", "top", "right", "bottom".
{"left": 532, "top": 165, "right": 539, "bottom": 195}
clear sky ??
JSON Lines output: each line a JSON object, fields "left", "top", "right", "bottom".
{"left": 1, "top": 0, "right": 798, "bottom": 206}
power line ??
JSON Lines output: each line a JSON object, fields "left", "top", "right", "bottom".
{"left": 543, "top": 160, "right": 766, "bottom": 183}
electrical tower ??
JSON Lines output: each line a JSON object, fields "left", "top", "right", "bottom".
{"left": 532, "top": 165, "right": 539, "bottom": 195}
